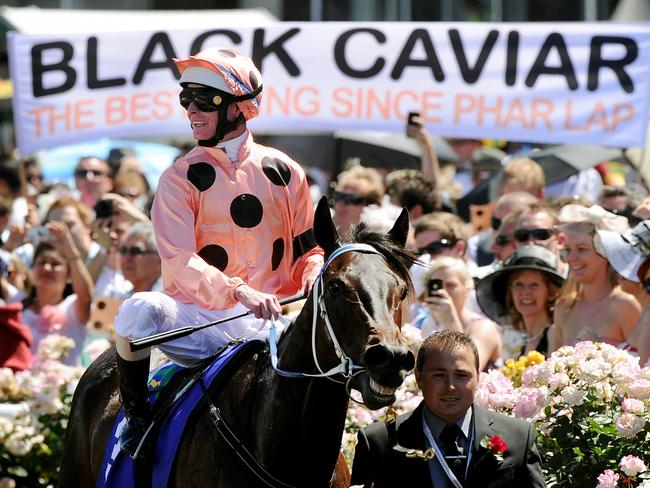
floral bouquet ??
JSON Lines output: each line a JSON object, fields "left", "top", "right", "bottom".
{"left": 0, "top": 335, "right": 84, "bottom": 488}
{"left": 476, "top": 341, "right": 650, "bottom": 487}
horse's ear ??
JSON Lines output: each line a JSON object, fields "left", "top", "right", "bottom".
{"left": 387, "top": 208, "right": 410, "bottom": 248}
{"left": 314, "top": 196, "right": 340, "bottom": 257}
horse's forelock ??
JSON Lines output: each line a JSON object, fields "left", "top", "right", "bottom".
{"left": 347, "top": 224, "right": 416, "bottom": 294}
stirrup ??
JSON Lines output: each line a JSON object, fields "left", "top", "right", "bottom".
{"left": 119, "top": 416, "right": 151, "bottom": 460}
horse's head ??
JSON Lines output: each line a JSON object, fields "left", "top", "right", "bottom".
{"left": 312, "top": 198, "right": 416, "bottom": 410}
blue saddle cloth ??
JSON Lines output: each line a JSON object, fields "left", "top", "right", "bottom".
{"left": 97, "top": 341, "right": 252, "bottom": 488}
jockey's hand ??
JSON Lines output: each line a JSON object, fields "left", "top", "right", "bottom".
{"left": 234, "top": 285, "right": 282, "bottom": 321}
{"left": 302, "top": 268, "right": 320, "bottom": 295}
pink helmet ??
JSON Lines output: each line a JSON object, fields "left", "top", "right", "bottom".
{"left": 174, "top": 47, "right": 263, "bottom": 121}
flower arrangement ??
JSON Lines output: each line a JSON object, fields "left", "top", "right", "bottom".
{"left": 0, "top": 335, "right": 84, "bottom": 488}
{"left": 501, "top": 350, "right": 545, "bottom": 387}
{"left": 475, "top": 341, "right": 650, "bottom": 487}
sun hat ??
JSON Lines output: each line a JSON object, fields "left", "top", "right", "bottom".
{"left": 557, "top": 204, "right": 629, "bottom": 233}
{"left": 476, "top": 245, "right": 565, "bottom": 323}
{"left": 594, "top": 220, "right": 650, "bottom": 283}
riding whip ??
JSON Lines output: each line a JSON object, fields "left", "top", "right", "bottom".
{"left": 129, "top": 293, "right": 306, "bottom": 352}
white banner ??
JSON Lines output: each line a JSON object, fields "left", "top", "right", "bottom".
{"left": 8, "top": 22, "right": 650, "bottom": 154}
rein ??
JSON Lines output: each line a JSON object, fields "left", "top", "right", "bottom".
{"left": 206, "top": 243, "right": 385, "bottom": 488}
{"left": 268, "top": 243, "right": 383, "bottom": 382}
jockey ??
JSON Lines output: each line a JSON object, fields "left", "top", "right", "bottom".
{"left": 113, "top": 47, "right": 324, "bottom": 458}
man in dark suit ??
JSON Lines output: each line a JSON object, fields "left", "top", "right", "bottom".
{"left": 351, "top": 330, "right": 546, "bottom": 487}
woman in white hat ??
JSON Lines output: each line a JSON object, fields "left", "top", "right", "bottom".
{"left": 476, "top": 245, "right": 564, "bottom": 360}
{"left": 548, "top": 204, "right": 640, "bottom": 352}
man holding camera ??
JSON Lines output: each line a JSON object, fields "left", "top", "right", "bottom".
{"left": 112, "top": 47, "right": 323, "bottom": 458}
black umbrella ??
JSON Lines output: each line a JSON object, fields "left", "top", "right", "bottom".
{"left": 527, "top": 144, "right": 625, "bottom": 186}
{"left": 334, "top": 131, "right": 458, "bottom": 173}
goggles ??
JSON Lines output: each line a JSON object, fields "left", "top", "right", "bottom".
{"left": 417, "top": 238, "right": 456, "bottom": 256}
{"left": 119, "top": 246, "right": 157, "bottom": 257}
{"left": 331, "top": 190, "right": 373, "bottom": 206}
{"left": 513, "top": 228, "right": 555, "bottom": 243}
{"left": 179, "top": 87, "right": 228, "bottom": 112}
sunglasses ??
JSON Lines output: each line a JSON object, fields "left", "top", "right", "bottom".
{"left": 75, "top": 169, "right": 107, "bottom": 179}
{"left": 513, "top": 228, "right": 555, "bottom": 243}
{"left": 490, "top": 216, "right": 502, "bottom": 231}
{"left": 493, "top": 234, "right": 512, "bottom": 246}
{"left": 331, "top": 190, "right": 372, "bottom": 206}
{"left": 119, "top": 246, "right": 157, "bottom": 257}
{"left": 27, "top": 174, "right": 44, "bottom": 183}
{"left": 179, "top": 87, "right": 225, "bottom": 112}
{"left": 417, "top": 238, "right": 456, "bottom": 256}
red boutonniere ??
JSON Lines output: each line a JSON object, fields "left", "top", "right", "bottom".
{"left": 480, "top": 434, "right": 508, "bottom": 462}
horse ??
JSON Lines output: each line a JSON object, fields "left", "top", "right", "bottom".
{"left": 58, "top": 198, "right": 417, "bottom": 487}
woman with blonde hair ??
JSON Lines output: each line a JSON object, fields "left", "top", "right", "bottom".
{"left": 414, "top": 256, "right": 502, "bottom": 370}
{"left": 548, "top": 204, "right": 640, "bottom": 351}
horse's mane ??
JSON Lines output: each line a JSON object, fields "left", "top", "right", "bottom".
{"left": 347, "top": 223, "right": 417, "bottom": 294}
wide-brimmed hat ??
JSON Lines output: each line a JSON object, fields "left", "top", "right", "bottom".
{"left": 476, "top": 245, "right": 565, "bottom": 323}
{"left": 595, "top": 220, "right": 650, "bottom": 283}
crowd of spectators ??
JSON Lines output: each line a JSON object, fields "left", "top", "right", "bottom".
{"left": 1, "top": 117, "right": 649, "bottom": 374}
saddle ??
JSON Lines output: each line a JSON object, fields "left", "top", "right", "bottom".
{"left": 97, "top": 339, "right": 266, "bottom": 488}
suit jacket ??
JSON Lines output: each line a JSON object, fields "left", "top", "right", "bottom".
{"left": 350, "top": 402, "right": 546, "bottom": 488}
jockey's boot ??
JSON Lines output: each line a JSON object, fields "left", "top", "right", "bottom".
{"left": 116, "top": 354, "right": 151, "bottom": 459}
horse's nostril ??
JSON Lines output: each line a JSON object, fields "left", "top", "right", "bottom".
{"left": 364, "top": 344, "right": 394, "bottom": 367}
{"left": 402, "top": 350, "right": 416, "bottom": 371}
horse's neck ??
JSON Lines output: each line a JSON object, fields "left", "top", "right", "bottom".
{"left": 256, "top": 299, "right": 349, "bottom": 484}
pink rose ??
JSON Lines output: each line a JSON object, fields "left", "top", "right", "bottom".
{"left": 621, "top": 398, "right": 645, "bottom": 415}
{"left": 596, "top": 469, "right": 619, "bottom": 488}
{"left": 618, "top": 455, "right": 647, "bottom": 476}
{"left": 615, "top": 413, "right": 646, "bottom": 437}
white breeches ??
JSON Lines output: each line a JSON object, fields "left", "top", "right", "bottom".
{"left": 114, "top": 292, "right": 272, "bottom": 367}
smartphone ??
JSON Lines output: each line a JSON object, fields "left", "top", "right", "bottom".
{"left": 94, "top": 199, "right": 115, "bottom": 219}
{"left": 427, "top": 278, "right": 444, "bottom": 296}
{"left": 27, "top": 226, "right": 51, "bottom": 246}
{"left": 407, "top": 111, "right": 420, "bottom": 126}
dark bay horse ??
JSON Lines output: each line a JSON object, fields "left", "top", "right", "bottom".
{"left": 59, "top": 198, "right": 416, "bottom": 487}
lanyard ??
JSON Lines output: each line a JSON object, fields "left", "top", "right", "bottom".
{"left": 421, "top": 410, "right": 473, "bottom": 488}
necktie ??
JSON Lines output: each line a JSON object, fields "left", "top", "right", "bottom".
{"left": 440, "top": 423, "right": 466, "bottom": 484}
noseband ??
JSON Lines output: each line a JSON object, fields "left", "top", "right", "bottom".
{"left": 268, "top": 243, "right": 384, "bottom": 383}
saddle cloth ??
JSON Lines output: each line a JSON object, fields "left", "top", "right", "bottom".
{"left": 97, "top": 340, "right": 260, "bottom": 488}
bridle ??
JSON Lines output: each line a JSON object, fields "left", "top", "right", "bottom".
{"left": 268, "top": 243, "right": 385, "bottom": 384}
{"left": 205, "top": 243, "right": 389, "bottom": 488}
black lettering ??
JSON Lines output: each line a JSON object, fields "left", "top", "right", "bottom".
{"left": 190, "top": 30, "right": 242, "bottom": 56}
{"left": 31, "top": 41, "right": 76, "bottom": 97}
{"left": 588, "top": 36, "right": 637, "bottom": 93}
{"left": 505, "top": 31, "right": 519, "bottom": 86}
{"left": 449, "top": 29, "right": 498, "bottom": 83}
{"left": 334, "top": 28, "right": 386, "bottom": 78}
{"left": 525, "top": 33, "right": 578, "bottom": 90}
{"left": 87, "top": 37, "right": 126, "bottom": 89}
{"left": 391, "top": 29, "right": 444, "bottom": 81}
{"left": 132, "top": 32, "right": 179, "bottom": 85}
{"left": 252, "top": 28, "right": 301, "bottom": 76}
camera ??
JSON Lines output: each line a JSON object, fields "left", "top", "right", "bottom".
{"left": 27, "top": 226, "right": 52, "bottom": 246}
{"left": 407, "top": 111, "right": 420, "bottom": 126}
{"left": 94, "top": 199, "right": 115, "bottom": 219}
{"left": 427, "top": 278, "right": 443, "bottom": 296}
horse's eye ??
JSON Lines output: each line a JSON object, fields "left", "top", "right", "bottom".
{"left": 400, "top": 287, "right": 408, "bottom": 301}
{"left": 327, "top": 279, "right": 344, "bottom": 296}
